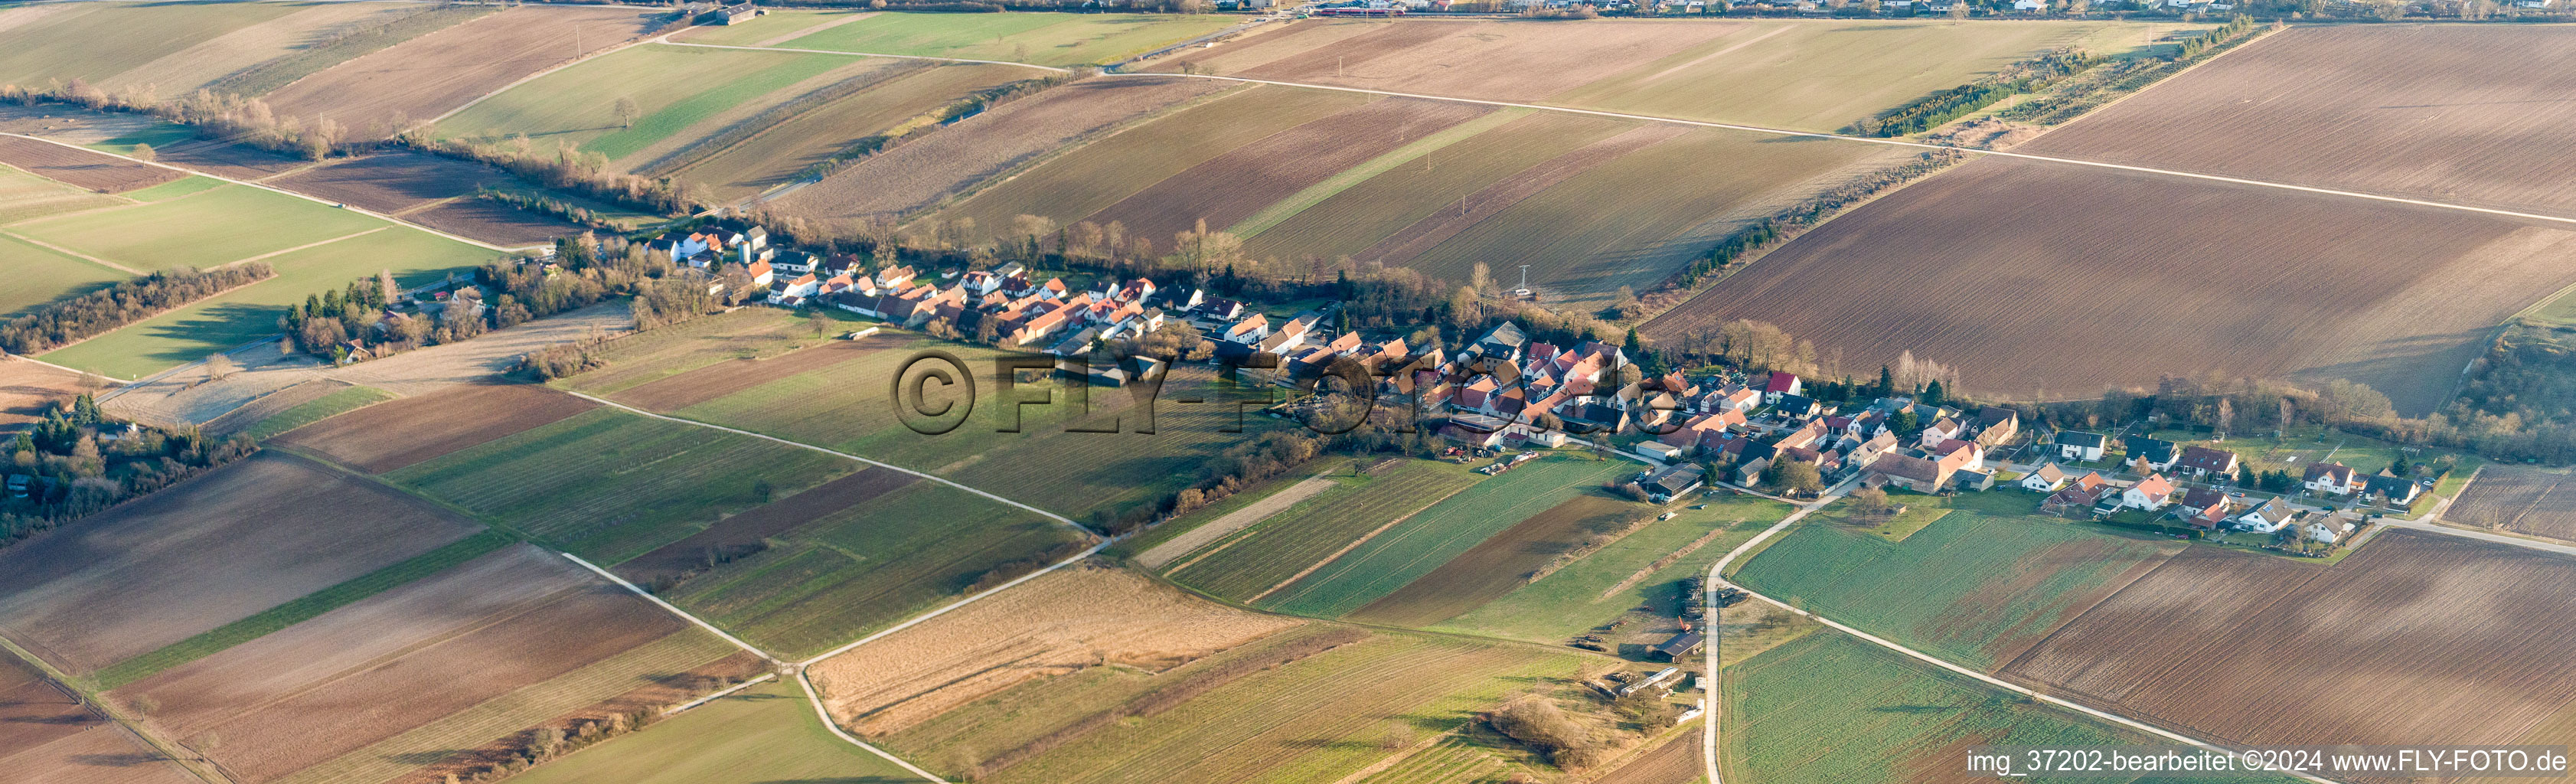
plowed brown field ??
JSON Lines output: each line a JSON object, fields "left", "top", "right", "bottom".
{"left": 0, "top": 135, "right": 176, "bottom": 193}
{"left": 265, "top": 5, "right": 661, "bottom": 131}
{"left": 405, "top": 196, "right": 584, "bottom": 247}
{"left": 2444, "top": 466, "right": 2576, "bottom": 544}
{"left": 1347, "top": 494, "right": 1637, "bottom": 628}
{"left": 782, "top": 75, "right": 1228, "bottom": 220}
{"left": 607, "top": 333, "right": 900, "bottom": 413}
{"left": 1643, "top": 157, "right": 2576, "bottom": 413}
{"left": 809, "top": 562, "right": 1301, "bottom": 736}
{"left": 2021, "top": 24, "right": 2576, "bottom": 218}
{"left": 113, "top": 544, "right": 689, "bottom": 784}
{"left": 1157, "top": 18, "right": 1739, "bottom": 102}
{"left": 2004, "top": 530, "right": 2576, "bottom": 750}
{"left": 616, "top": 468, "right": 921, "bottom": 584}
{"left": 0, "top": 652, "right": 194, "bottom": 784}
{"left": 0, "top": 355, "right": 87, "bottom": 431}
{"left": 0, "top": 452, "right": 482, "bottom": 675}
{"left": 273, "top": 383, "right": 598, "bottom": 473}
{"left": 266, "top": 152, "right": 504, "bottom": 214}
{"left": 1085, "top": 96, "right": 1490, "bottom": 247}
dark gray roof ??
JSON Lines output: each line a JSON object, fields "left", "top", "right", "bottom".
{"left": 2123, "top": 436, "right": 2179, "bottom": 462}
{"left": 2057, "top": 431, "right": 2107, "bottom": 448}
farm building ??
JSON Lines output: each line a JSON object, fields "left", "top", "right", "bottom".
{"left": 1651, "top": 632, "right": 1703, "bottom": 662}
{"left": 698, "top": 3, "right": 760, "bottom": 24}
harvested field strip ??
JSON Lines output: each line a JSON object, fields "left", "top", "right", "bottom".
{"left": 276, "top": 384, "right": 600, "bottom": 473}
{"left": 633, "top": 54, "right": 927, "bottom": 178}
{"left": 0, "top": 356, "right": 91, "bottom": 431}
{"left": 1135, "top": 474, "right": 1337, "bottom": 569}
{"left": 403, "top": 195, "right": 586, "bottom": 247}
{"left": 2019, "top": 24, "right": 2576, "bottom": 218}
{"left": 270, "top": 630, "right": 736, "bottom": 784}
{"left": 1590, "top": 732, "right": 1699, "bottom": 784}
{"left": 942, "top": 84, "right": 1374, "bottom": 238}
{"left": 264, "top": 5, "right": 660, "bottom": 130}
{"left": 558, "top": 308, "right": 818, "bottom": 395}
{"left": 1346, "top": 493, "right": 1644, "bottom": 629}
{"left": 1262, "top": 456, "right": 1631, "bottom": 619}
{"left": 387, "top": 407, "right": 857, "bottom": 560}
{"left": 608, "top": 334, "right": 896, "bottom": 413}
{"left": 1166, "top": 459, "right": 1484, "bottom": 603}
{"left": 779, "top": 11, "right": 1237, "bottom": 67}
{"left": 1353, "top": 122, "right": 1682, "bottom": 269}
{"left": 439, "top": 44, "right": 879, "bottom": 165}
{"left": 935, "top": 632, "right": 1574, "bottom": 784}
{"left": 498, "top": 679, "right": 928, "bottom": 784}
{"left": 0, "top": 135, "right": 181, "bottom": 194}
{"left": 1206, "top": 18, "right": 1739, "bottom": 103}
{"left": 1405, "top": 127, "right": 1878, "bottom": 307}
{"left": 1731, "top": 495, "right": 2178, "bottom": 671}
{"left": 1641, "top": 156, "right": 2576, "bottom": 414}
{"left": 224, "top": 382, "right": 396, "bottom": 440}
{"left": 1242, "top": 110, "right": 1631, "bottom": 264}
{"left": 1435, "top": 493, "right": 1790, "bottom": 643}
{"left": 670, "top": 61, "right": 1027, "bottom": 200}
{"left": 198, "top": 4, "right": 498, "bottom": 98}
{"left": 1351, "top": 727, "right": 1534, "bottom": 784}
{"left": 1226, "top": 107, "right": 1523, "bottom": 238}
{"left": 0, "top": 0, "right": 297, "bottom": 87}
{"left": 0, "top": 452, "right": 483, "bottom": 675}
{"left": 1082, "top": 96, "right": 1493, "bottom": 250}
{"left": 93, "top": 529, "right": 517, "bottom": 691}
{"left": 2005, "top": 530, "right": 2576, "bottom": 751}
{"left": 779, "top": 75, "right": 1230, "bottom": 220}
{"left": 615, "top": 467, "right": 919, "bottom": 584}
{"left": 2445, "top": 466, "right": 2576, "bottom": 543}
{"left": 672, "top": 482, "right": 1084, "bottom": 658}
{"left": 0, "top": 162, "right": 126, "bottom": 224}
{"left": 263, "top": 152, "right": 508, "bottom": 214}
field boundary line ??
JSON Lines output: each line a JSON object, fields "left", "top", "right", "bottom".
{"left": 560, "top": 551, "right": 780, "bottom": 662}
{"left": 795, "top": 668, "right": 953, "bottom": 783}
{"left": 795, "top": 539, "right": 1110, "bottom": 666}
{"left": 751, "top": 10, "right": 878, "bottom": 46}
{"left": 662, "top": 671, "right": 775, "bottom": 716}
{"left": 0, "top": 132, "right": 547, "bottom": 253}
{"left": 1106, "top": 73, "right": 2576, "bottom": 228}
{"left": 427, "top": 33, "right": 663, "bottom": 124}
{"left": 1239, "top": 473, "right": 1481, "bottom": 605}
{"left": 224, "top": 227, "right": 389, "bottom": 267}
{"left": 2015, "top": 22, "right": 2290, "bottom": 149}
{"left": 656, "top": 39, "right": 1072, "bottom": 73}
{"left": 558, "top": 390, "right": 1096, "bottom": 535}
{"left": 0, "top": 632, "right": 233, "bottom": 784}
{"left": 1, "top": 227, "right": 141, "bottom": 274}
{"left": 1697, "top": 476, "right": 2341, "bottom": 784}
{"left": 0, "top": 354, "right": 132, "bottom": 384}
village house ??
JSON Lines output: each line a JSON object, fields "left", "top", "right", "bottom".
{"left": 2237, "top": 496, "right": 2299, "bottom": 533}
{"left": 2303, "top": 462, "right": 2362, "bottom": 495}
{"left": 2365, "top": 471, "right": 2422, "bottom": 506}
{"left": 1918, "top": 416, "right": 1963, "bottom": 448}
{"left": 2176, "top": 445, "right": 2240, "bottom": 482}
{"left": 2121, "top": 473, "right": 2175, "bottom": 511}
{"left": 1973, "top": 407, "right": 2019, "bottom": 446}
{"left": 2305, "top": 517, "right": 2358, "bottom": 544}
{"left": 2055, "top": 431, "right": 2107, "bottom": 462}
{"left": 2041, "top": 472, "right": 2111, "bottom": 516}
{"left": 2174, "top": 487, "right": 2234, "bottom": 529}
{"left": 2122, "top": 436, "right": 2181, "bottom": 472}
{"left": 1761, "top": 371, "right": 1801, "bottom": 403}
{"left": 2019, "top": 462, "right": 2071, "bottom": 492}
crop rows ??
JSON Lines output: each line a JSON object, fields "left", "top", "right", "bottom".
{"left": 1170, "top": 461, "right": 1484, "bottom": 603}
{"left": 1263, "top": 456, "right": 1631, "bottom": 617}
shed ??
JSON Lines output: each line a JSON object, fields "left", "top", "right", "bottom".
{"left": 1651, "top": 632, "right": 1704, "bottom": 662}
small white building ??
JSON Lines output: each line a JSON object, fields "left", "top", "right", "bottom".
{"left": 2055, "top": 431, "right": 2107, "bottom": 462}
{"left": 2304, "top": 517, "right": 2357, "bottom": 544}
{"left": 2121, "top": 474, "right": 2174, "bottom": 511}
{"left": 2236, "top": 497, "right": 2297, "bottom": 533}
{"left": 2019, "top": 463, "right": 2070, "bottom": 492}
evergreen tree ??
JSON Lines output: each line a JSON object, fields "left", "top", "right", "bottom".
{"left": 1876, "top": 366, "right": 1895, "bottom": 399}
{"left": 1924, "top": 380, "right": 1946, "bottom": 406}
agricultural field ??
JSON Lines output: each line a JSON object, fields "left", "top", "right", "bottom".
{"left": 385, "top": 407, "right": 857, "bottom": 562}
{"left": 1127, "top": 471, "right": 1338, "bottom": 568}
{"left": 1152, "top": 18, "right": 1736, "bottom": 103}
{"left": 0, "top": 648, "right": 201, "bottom": 784}
{"left": 503, "top": 679, "right": 930, "bottom": 784}
{"left": 104, "top": 544, "right": 713, "bottom": 784}
{"left": 37, "top": 220, "right": 505, "bottom": 379}
{"left": 0, "top": 0, "right": 300, "bottom": 87}
{"left": 0, "top": 355, "right": 93, "bottom": 430}
{"left": 2446, "top": 466, "right": 2576, "bottom": 542}
{"left": 1240, "top": 110, "right": 1635, "bottom": 263}
{"left": 780, "top": 75, "right": 1228, "bottom": 220}
{"left": 6, "top": 181, "right": 383, "bottom": 271}
{"left": 552, "top": 306, "right": 831, "bottom": 396}
{"left": 181, "top": 3, "right": 500, "bottom": 99}
{"left": 0, "top": 161, "right": 125, "bottom": 226}
{"left": 813, "top": 562, "right": 1579, "bottom": 784}
{"left": 0, "top": 452, "right": 482, "bottom": 675}
{"left": 660, "top": 479, "right": 1088, "bottom": 658}
{"left": 1261, "top": 455, "right": 1635, "bottom": 619}
{"left": 263, "top": 152, "right": 545, "bottom": 226}
{"left": 263, "top": 5, "right": 665, "bottom": 132}
{"left": 1644, "top": 156, "right": 2576, "bottom": 414}
{"left": 442, "top": 44, "right": 902, "bottom": 170}
{"left": 939, "top": 85, "right": 1376, "bottom": 238}
{"left": 1436, "top": 492, "right": 1793, "bottom": 645}
{"left": 2006, "top": 530, "right": 2576, "bottom": 751}
{"left": 0, "top": 233, "right": 122, "bottom": 321}
{"left": 1344, "top": 492, "right": 1644, "bottom": 628}
{"left": 668, "top": 61, "right": 1032, "bottom": 201}
{"left": 605, "top": 332, "right": 903, "bottom": 413}
{"left": 0, "top": 135, "right": 179, "bottom": 193}
{"left": 1730, "top": 492, "right": 2181, "bottom": 671}
{"left": 273, "top": 383, "right": 599, "bottom": 472}
{"left": 1722, "top": 633, "right": 2296, "bottom": 784}
{"left": 2021, "top": 24, "right": 2576, "bottom": 218}
{"left": 759, "top": 11, "right": 1238, "bottom": 67}
{"left": 1164, "top": 459, "right": 1487, "bottom": 603}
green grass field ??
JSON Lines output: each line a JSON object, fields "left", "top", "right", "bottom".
{"left": 0, "top": 0, "right": 299, "bottom": 86}
{"left": 940, "top": 86, "right": 1370, "bottom": 240}
{"left": 1729, "top": 492, "right": 2180, "bottom": 670}
{"left": 119, "top": 175, "right": 227, "bottom": 202}
{"left": 91, "top": 530, "right": 513, "bottom": 690}
{"left": 0, "top": 233, "right": 124, "bottom": 321}
{"left": 0, "top": 163, "right": 126, "bottom": 224}
{"left": 6, "top": 183, "right": 387, "bottom": 271}
{"left": 1722, "top": 633, "right": 2298, "bottom": 784}
{"left": 238, "top": 384, "right": 400, "bottom": 441}
{"left": 1242, "top": 111, "right": 1630, "bottom": 263}
{"left": 1167, "top": 459, "right": 1486, "bottom": 603}
{"left": 669, "top": 482, "right": 1087, "bottom": 658}
{"left": 1262, "top": 455, "right": 1634, "bottom": 618}
{"left": 442, "top": 44, "right": 887, "bottom": 166}
{"left": 385, "top": 407, "right": 857, "bottom": 562}
{"left": 779, "top": 11, "right": 1239, "bottom": 67}
{"left": 38, "top": 224, "right": 502, "bottom": 378}
{"left": 1437, "top": 492, "right": 1794, "bottom": 643}
{"left": 1402, "top": 127, "right": 1878, "bottom": 308}
{"left": 504, "top": 679, "right": 929, "bottom": 784}
{"left": 1552, "top": 20, "right": 2156, "bottom": 132}
{"left": 880, "top": 626, "right": 1576, "bottom": 784}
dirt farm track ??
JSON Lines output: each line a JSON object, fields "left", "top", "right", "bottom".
{"left": 1644, "top": 156, "right": 2576, "bottom": 413}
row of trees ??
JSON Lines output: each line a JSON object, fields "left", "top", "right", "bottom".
{"left": 1857, "top": 47, "right": 2098, "bottom": 136}
{"left": 0, "top": 265, "right": 273, "bottom": 354}
{"left": 2, "top": 395, "right": 256, "bottom": 545}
